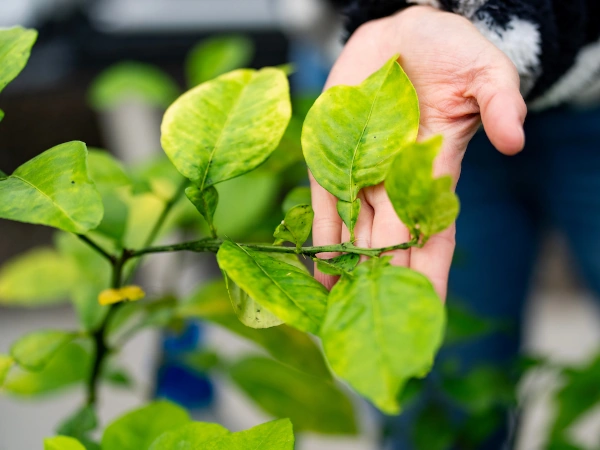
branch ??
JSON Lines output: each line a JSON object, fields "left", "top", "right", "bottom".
{"left": 77, "top": 235, "right": 115, "bottom": 263}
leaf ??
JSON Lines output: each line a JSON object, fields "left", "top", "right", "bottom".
{"left": 89, "top": 62, "right": 179, "bottom": 110}
{"left": 186, "top": 185, "right": 218, "bottom": 234}
{"left": 161, "top": 67, "right": 291, "bottom": 190}
{"left": 0, "top": 248, "right": 78, "bottom": 306}
{"left": 224, "top": 274, "right": 284, "bottom": 329}
{"left": 444, "top": 302, "right": 500, "bottom": 345}
{"left": 87, "top": 149, "right": 131, "bottom": 188}
{"left": 413, "top": 404, "right": 455, "bottom": 450}
{"left": 57, "top": 405, "right": 98, "bottom": 444}
{"left": 302, "top": 56, "right": 418, "bottom": 204}
{"left": 185, "top": 35, "right": 254, "bottom": 87}
{"left": 102, "top": 401, "right": 190, "bottom": 450}
{"left": 204, "top": 419, "right": 294, "bottom": 450}
{"left": 10, "top": 330, "right": 78, "bottom": 371}
{"left": 178, "top": 280, "right": 330, "bottom": 378}
{"left": 320, "top": 258, "right": 446, "bottom": 414}
{"left": 3, "top": 341, "right": 92, "bottom": 396}
{"left": 385, "top": 136, "right": 459, "bottom": 241}
{"left": 0, "top": 354, "right": 14, "bottom": 386}
{"left": 0, "top": 27, "right": 37, "bottom": 96}
{"left": 336, "top": 199, "right": 361, "bottom": 240}
{"left": 44, "top": 436, "right": 86, "bottom": 450}
{"left": 0, "top": 142, "right": 104, "bottom": 233}
{"left": 98, "top": 285, "right": 145, "bottom": 306}
{"left": 273, "top": 205, "right": 314, "bottom": 249}
{"left": 149, "top": 422, "right": 229, "bottom": 450}
{"left": 217, "top": 241, "right": 328, "bottom": 334}
{"left": 282, "top": 187, "right": 311, "bottom": 214}
{"left": 315, "top": 254, "right": 360, "bottom": 276}
{"left": 230, "top": 357, "right": 357, "bottom": 435}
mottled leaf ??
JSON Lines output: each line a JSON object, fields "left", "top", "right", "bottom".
{"left": 217, "top": 241, "right": 328, "bottom": 334}
{"left": 302, "top": 56, "right": 418, "bottom": 220}
{"left": 149, "top": 422, "right": 228, "bottom": 450}
{"left": 282, "top": 186, "right": 311, "bottom": 214}
{"left": 315, "top": 254, "right": 360, "bottom": 276}
{"left": 204, "top": 419, "right": 294, "bottom": 450}
{"left": 273, "top": 204, "right": 313, "bottom": 249}
{"left": 224, "top": 274, "right": 283, "bottom": 329}
{"left": 0, "top": 142, "right": 104, "bottom": 233}
{"left": 385, "top": 136, "right": 459, "bottom": 241}
{"left": 0, "top": 27, "right": 37, "bottom": 96}
{"left": 230, "top": 357, "right": 356, "bottom": 435}
{"left": 186, "top": 35, "right": 254, "bottom": 87}
{"left": 336, "top": 199, "right": 361, "bottom": 240}
{"left": 102, "top": 401, "right": 190, "bottom": 450}
{"left": 186, "top": 185, "right": 218, "bottom": 234}
{"left": 321, "top": 258, "right": 446, "bottom": 414}
{"left": 161, "top": 68, "right": 291, "bottom": 190}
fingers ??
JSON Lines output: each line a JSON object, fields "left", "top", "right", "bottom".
{"left": 409, "top": 225, "right": 456, "bottom": 301}
{"left": 473, "top": 66, "right": 527, "bottom": 156}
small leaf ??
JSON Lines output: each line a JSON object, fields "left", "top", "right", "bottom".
{"left": 0, "top": 248, "right": 78, "bottom": 306}
{"left": 186, "top": 185, "right": 218, "bottom": 234}
{"left": 0, "top": 354, "right": 14, "bottom": 386}
{"left": 185, "top": 35, "right": 254, "bottom": 87}
{"left": 230, "top": 357, "right": 357, "bottom": 435}
{"left": 44, "top": 436, "right": 86, "bottom": 450}
{"left": 87, "top": 149, "right": 131, "bottom": 188}
{"left": 303, "top": 56, "right": 419, "bottom": 203}
{"left": 102, "top": 401, "right": 190, "bottom": 450}
{"left": 178, "top": 280, "right": 330, "bottom": 378}
{"left": 315, "top": 254, "right": 360, "bottom": 276}
{"left": 0, "top": 27, "right": 37, "bottom": 96}
{"left": 10, "top": 330, "right": 77, "bottom": 371}
{"left": 336, "top": 199, "right": 361, "bottom": 240}
{"left": 149, "top": 422, "right": 229, "bottom": 450}
{"left": 57, "top": 405, "right": 98, "bottom": 443}
{"left": 161, "top": 68, "right": 291, "bottom": 190}
{"left": 0, "top": 142, "right": 104, "bottom": 233}
{"left": 273, "top": 204, "right": 314, "bottom": 249}
{"left": 320, "top": 258, "right": 446, "bottom": 414}
{"left": 217, "top": 241, "right": 328, "bottom": 334}
{"left": 204, "top": 419, "right": 294, "bottom": 450}
{"left": 98, "top": 286, "right": 145, "bottom": 306}
{"left": 89, "top": 62, "right": 179, "bottom": 110}
{"left": 385, "top": 136, "right": 459, "bottom": 242}
{"left": 3, "top": 341, "right": 92, "bottom": 396}
{"left": 282, "top": 186, "right": 311, "bottom": 214}
{"left": 224, "top": 274, "right": 284, "bottom": 329}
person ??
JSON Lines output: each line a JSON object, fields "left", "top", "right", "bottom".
{"left": 312, "top": 1, "right": 600, "bottom": 448}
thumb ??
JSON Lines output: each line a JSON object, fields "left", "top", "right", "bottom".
{"left": 472, "top": 63, "right": 527, "bottom": 155}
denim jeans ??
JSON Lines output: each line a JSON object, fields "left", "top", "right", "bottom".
{"left": 387, "top": 105, "right": 600, "bottom": 449}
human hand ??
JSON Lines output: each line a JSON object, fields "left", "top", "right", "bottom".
{"left": 311, "top": 5, "right": 527, "bottom": 299}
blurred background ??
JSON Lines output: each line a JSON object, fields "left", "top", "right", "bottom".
{"left": 1, "top": 1, "right": 600, "bottom": 449}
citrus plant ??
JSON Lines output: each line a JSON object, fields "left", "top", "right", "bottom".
{"left": 0, "top": 26, "right": 458, "bottom": 448}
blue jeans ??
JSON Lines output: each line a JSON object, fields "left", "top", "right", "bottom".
{"left": 388, "top": 105, "right": 600, "bottom": 449}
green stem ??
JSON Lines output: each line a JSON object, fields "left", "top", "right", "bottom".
{"left": 144, "top": 180, "right": 188, "bottom": 249}
{"left": 126, "top": 237, "right": 419, "bottom": 260}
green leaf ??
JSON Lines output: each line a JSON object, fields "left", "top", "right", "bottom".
{"left": 302, "top": 56, "right": 418, "bottom": 203}
{"left": 204, "top": 419, "right": 294, "bottom": 450}
{"left": 336, "top": 199, "right": 361, "bottom": 240}
{"left": 385, "top": 136, "right": 459, "bottom": 241}
{"left": 230, "top": 357, "right": 357, "bottom": 435}
{"left": 0, "top": 142, "right": 104, "bottom": 233}
{"left": 0, "top": 27, "right": 37, "bottom": 96}
{"left": 282, "top": 187, "right": 311, "bottom": 214}
{"left": 4, "top": 341, "right": 91, "bottom": 396}
{"left": 11, "top": 330, "right": 77, "bottom": 371}
{"left": 320, "top": 258, "right": 446, "bottom": 414}
{"left": 185, "top": 35, "right": 254, "bottom": 87}
{"left": 102, "top": 401, "right": 190, "bottom": 450}
{"left": 413, "top": 404, "right": 455, "bottom": 450}
{"left": 87, "top": 149, "right": 131, "bottom": 188}
{"left": 273, "top": 205, "right": 314, "bottom": 249}
{"left": 57, "top": 405, "right": 98, "bottom": 444}
{"left": 149, "top": 422, "right": 229, "bottom": 450}
{"left": 315, "top": 254, "right": 360, "bottom": 276}
{"left": 89, "top": 62, "right": 179, "bottom": 110}
{"left": 0, "top": 354, "right": 14, "bottom": 386}
{"left": 178, "top": 280, "right": 330, "bottom": 378}
{"left": 0, "top": 248, "right": 78, "bottom": 306}
{"left": 224, "top": 274, "right": 284, "bottom": 329}
{"left": 186, "top": 185, "right": 218, "bottom": 234}
{"left": 161, "top": 68, "right": 291, "bottom": 190}
{"left": 44, "top": 436, "right": 86, "bottom": 450}
{"left": 217, "top": 241, "right": 328, "bottom": 334}
{"left": 444, "top": 302, "right": 500, "bottom": 345}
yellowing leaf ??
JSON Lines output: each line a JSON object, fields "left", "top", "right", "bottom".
{"left": 99, "top": 286, "right": 145, "bottom": 306}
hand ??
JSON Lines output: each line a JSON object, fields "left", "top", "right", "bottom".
{"left": 311, "top": 5, "right": 527, "bottom": 299}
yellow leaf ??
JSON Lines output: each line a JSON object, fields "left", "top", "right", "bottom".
{"left": 98, "top": 286, "right": 145, "bottom": 306}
